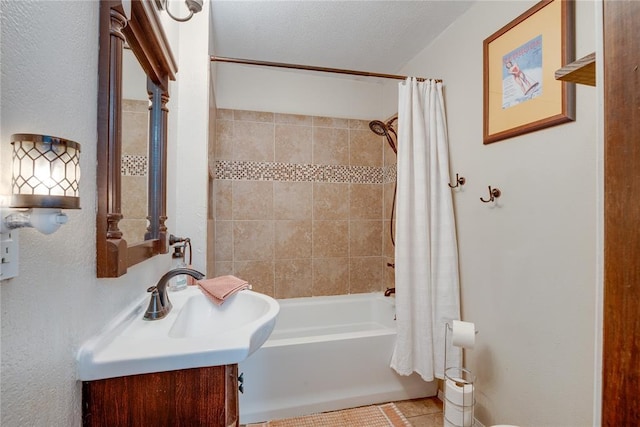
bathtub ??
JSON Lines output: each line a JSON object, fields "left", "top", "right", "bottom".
{"left": 238, "top": 292, "right": 437, "bottom": 424}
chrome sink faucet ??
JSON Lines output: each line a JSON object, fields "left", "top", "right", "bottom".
{"left": 143, "top": 267, "right": 205, "bottom": 320}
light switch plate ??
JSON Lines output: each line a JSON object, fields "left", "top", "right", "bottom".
{"left": 0, "top": 229, "right": 19, "bottom": 280}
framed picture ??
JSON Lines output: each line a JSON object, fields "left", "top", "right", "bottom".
{"left": 483, "top": 0, "right": 575, "bottom": 144}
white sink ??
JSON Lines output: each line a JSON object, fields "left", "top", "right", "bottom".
{"left": 77, "top": 286, "right": 279, "bottom": 381}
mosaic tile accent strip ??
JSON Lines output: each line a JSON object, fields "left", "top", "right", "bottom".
{"left": 121, "top": 155, "right": 148, "bottom": 177}
{"left": 214, "top": 160, "right": 390, "bottom": 184}
{"left": 383, "top": 164, "right": 397, "bottom": 184}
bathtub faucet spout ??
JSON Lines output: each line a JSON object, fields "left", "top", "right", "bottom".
{"left": 384, "top": 288, "right": 395, "bottom": 297}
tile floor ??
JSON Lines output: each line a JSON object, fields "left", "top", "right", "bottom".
{"left": 394, "top": 396, "right": 444, "bottom": 427}
{"left": 242, "top": 396, "right": 445, "bottom": 427}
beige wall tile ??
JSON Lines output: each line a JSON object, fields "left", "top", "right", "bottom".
{"left": 350, "top": 129, "right": 383, "bottom": 167}
{"left": 232, "top": 181, "right": 273, "bottom": 220}
{"left": 234, "top": 260, "right": 275, "bottom": 296}
{"left": 233, "top": 121, "right": 274, "bottom": 162}
{"left": 349, "top": 256, "right": 383, "bottom": 293}
{"left": 384, "top": 258, "right": 395, "bottom": 290}
{"left": 384, "top": 138, "right": 397, "bottom": 166}
{"left": 217, "top": 109, "right": 233, "bottom": 120}
{"left": 275, "top": 220, "right": 312, "bottom": 259}
{"left": 122, "top": 110, "right": 148, "bottom": 156}
{"left": 275, "top": 124, "right": 312, "bottom": 164}
{"left": 313, "top": 116, "right": 349, "bottom": 128}
{"left": 383, "top": 181, "right": 396, "bottom": 221}
{"left": 121, "top": 176, "right": 147, "bottom": 218}
{"left": 350, "top": 184, "right": 383, "bottom": 219}
{"left": 214, "top": 220, "right": 233, "bottom": 262}
{"left": 215, "top": 180, "right": 232, "bottom": 220}
{"left": 312, "top": 258, "right": 349, "bottom": 296}
{"left": 349, "top": 119, "right": 369, "bottom": 130}
{"left": 214, "top": 261, "right": 234, "bottom": 277}
{"left": 350, "top": 220, "right": 382, "bottom": 257}
{"left": 275, "top": 113, "right": 312, "bottom": 125}
{"left": 234, "top": 110, "right": 274, "bottom": 123}
{"left": 233, "top": 220, "right": 274, "bottom": 261}
{"left": 313, "top": 183, "right": 349, "bottom": 220}
{"left": 313, "top": 220, "right": 348, "bottom": 258}
{"left": 119, "top": 219, "right": 147, "bottom": 244}
{"left": 383, "top": 220, "right": 395, "bottom": 258}
{"left": 207, "top": 218, "right": 215, "bottom": 278}
{"left": 275, "top": 259, "right": 313, "bottom": 298}
{"left": 212, "top": 109, "right": 393, "bottom": 299}
{"left": 273, "top": 182, "right": 312, "bottom": 220}
{"left": 215, "top": 119, "right": 234, "bottom": 160}
{"left": 122, "top": 99, "right": 148, "bottom": 113}
{"left": 312, "top": 127, "right": 349, "bottom": 165}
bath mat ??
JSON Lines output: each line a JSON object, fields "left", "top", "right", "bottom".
{"left": 247, "top": 403, "right": 411, "bottom": 427}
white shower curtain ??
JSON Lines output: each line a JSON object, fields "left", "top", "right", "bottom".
{"left": 390, "top": 78, "right": 461, "bottom": 381}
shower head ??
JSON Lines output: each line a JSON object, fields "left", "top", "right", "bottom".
{"left": 369, "top": 119, "right": 398, "bottom": 154}
{"left": 369, "top": 120, "right": 388, "bottom": 136}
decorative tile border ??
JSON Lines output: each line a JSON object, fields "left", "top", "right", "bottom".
{"left": 383, "top": 164, "right": 397, "bottom": 184}
{"left": 214, "top": 160, "right": 396, "bottom": 184}
{"left": 121, "top": 155, "right": 147, "bottom": 177}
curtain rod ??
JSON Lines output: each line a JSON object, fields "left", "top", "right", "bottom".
{"left": 210, "top": 56, "right": 442, "bottom": 83}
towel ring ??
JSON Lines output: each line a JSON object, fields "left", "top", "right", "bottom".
{"left": 448, "top": 173, "right": 466, "bottom": 188}
{"left": 480, "top": 186, "right": 501, "bottom": 203}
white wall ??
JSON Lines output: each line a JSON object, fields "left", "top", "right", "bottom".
{"left": 214, "top": 62, "right": 386, "bottom": 120}
{"left": 172, "top": 1, "right": 211, "bottom": 272}
{"left": 123, "top": 49, "right": 148, "bottom": 100}
{"left": 394, "top": 1, "right": 599, "bottom": 425}
{"left": 0, "top": 2, "right": 184, "bottom": 425}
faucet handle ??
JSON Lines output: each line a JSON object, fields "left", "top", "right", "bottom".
{"left": 143, "top": 287, "right": 167, "bottom": 320}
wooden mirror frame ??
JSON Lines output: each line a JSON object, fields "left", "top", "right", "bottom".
{"left": 97, "top": 0, "right": 177, "bottom": 277}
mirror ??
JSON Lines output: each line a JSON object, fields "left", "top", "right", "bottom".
{"left": 97, "top": 0, "right": 177, "bottom": 277}
{"left": 121, "top": 48, "right": 150, "bottom": 243}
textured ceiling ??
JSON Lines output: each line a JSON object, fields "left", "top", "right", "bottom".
{"left": 209, "top": 1, "right": 475, "bottom": 75}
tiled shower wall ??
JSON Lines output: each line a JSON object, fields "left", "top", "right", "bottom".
{"left": 120, "top": 98, "right": 148, "bottom": 244}
{"left": 212, "top": 109, "right": 396, "bottom": 298}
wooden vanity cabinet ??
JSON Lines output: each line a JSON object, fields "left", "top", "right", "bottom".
{"left": 82, "top": 364, "right": 239, "bottom": 427}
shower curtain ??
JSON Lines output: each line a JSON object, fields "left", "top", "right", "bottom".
{"left": 390, "top": 78, "right": 461, "bottom": 381}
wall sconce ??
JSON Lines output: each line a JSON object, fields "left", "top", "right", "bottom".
{"left": 1, "top": 133, "right": 81, "bottom": 235}
{"left": 158, "top": 0, "right": 203, "bottom": 22}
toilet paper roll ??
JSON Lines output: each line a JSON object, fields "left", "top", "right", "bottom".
{"left": 445, "top": 378, "right": 474, "bottom": 406}
{"left": 444, "top": 403, "right": 474, "bottom": 427}
{"left": 451, "top": 320, "right": 475, "bottom": 349}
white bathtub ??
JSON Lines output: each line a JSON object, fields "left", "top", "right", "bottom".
{"left": 238, "top": 292, "right": 437, "bottom": 424}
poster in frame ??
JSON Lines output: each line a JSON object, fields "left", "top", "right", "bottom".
{"left": 483, "top": 0, "right": 575, "bottom": 145}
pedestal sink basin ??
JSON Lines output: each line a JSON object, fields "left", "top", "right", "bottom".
{"left": 77, "top": 286, "right": 279, "bottom": 381}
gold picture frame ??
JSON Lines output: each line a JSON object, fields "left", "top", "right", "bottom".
{"left": 483, "top": 0, "right": 575, "bottom": 144}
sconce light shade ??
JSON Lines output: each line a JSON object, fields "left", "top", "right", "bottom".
{"left": 10, "top": 133, "right": 81, "bottom": 210}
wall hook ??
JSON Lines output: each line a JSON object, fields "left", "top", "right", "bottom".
{"left": 448, "top": 173, "right": 466, "bottom": 188}
{"left": 480, "top": 186, "right": 501, "bottom": 203}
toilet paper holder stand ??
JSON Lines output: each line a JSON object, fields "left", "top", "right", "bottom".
{"left": 443, "top": 321, "right": 478, "bottom": 371}
{"left": 443, "top": 322, "right": 478, "bottom": 427}
{"left": 444, "top": 365, "right": 476, "bottom": 427}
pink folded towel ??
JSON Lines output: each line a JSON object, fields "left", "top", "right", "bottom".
{"left": 197, "top": 275, "right": 251, "bottom": 306}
